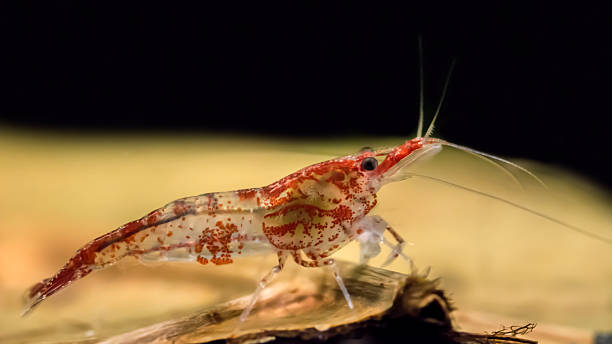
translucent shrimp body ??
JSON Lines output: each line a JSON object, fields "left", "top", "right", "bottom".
{"left": 23, "top": 137, "right": 440, "bottom": 318}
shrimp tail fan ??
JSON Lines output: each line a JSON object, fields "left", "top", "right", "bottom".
{"left": 22, "top": 202, "right": 180, "bottom": 315}
{"left": 22, "top": 246, "right": 97, "bottom": 316}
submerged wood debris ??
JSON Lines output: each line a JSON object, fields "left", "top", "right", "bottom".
{"left": 96, "top": 261, "right": 536, "bottom": 344}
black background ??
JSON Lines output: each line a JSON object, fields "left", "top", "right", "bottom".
{"left": 1, "top": 3, "right": 611, "bottom": 186}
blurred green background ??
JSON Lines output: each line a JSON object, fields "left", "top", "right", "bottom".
{"left": 1, "top": 128, "right": 610, "bottom": 342}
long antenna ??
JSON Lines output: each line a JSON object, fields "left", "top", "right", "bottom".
{"left": 424, "top": 59, "right": 456, "bottom": 138}
{"left": 416, "top": 36, "right": 425, "bottom": 138}
{"left": 455, "top": 145, "right": 525, "bottom": 191}
{"left": 405, "top": 172, "right": 612, "bottom": 245}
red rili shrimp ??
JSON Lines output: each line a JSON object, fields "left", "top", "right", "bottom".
{"left": 24, "top": 47, "right": 612, "bottom": 322}
{"left": 23, "top": 135, "right": 445, "bottom": 320}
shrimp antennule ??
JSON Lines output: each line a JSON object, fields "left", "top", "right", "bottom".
{"left": 424, "top": 59, "right": 456, "bottom": 138}
{"left": 415, "top": 38, "right": 456, "bottom": 140}
{"left": 450, "top": 145, "right": 525, "bottom": 191}
{"left": 416, "top": 36, "right": 425, "bottom": 138}
{"left": 435, "top": 140, "right": 548, "bottom": 188}
{"left": 412, "top": 42, "right": 530, "bottom": 189}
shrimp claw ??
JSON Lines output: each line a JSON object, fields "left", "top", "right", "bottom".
{"left": 381, "top": 225, "right": 413, "bottom": 267}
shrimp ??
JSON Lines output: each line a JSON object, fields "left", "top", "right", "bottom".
{"left": 24, "top": 42, "right": 612, "bottom": 322}
{"left": 22, "top": 139, "right": 441, "bottom": 320}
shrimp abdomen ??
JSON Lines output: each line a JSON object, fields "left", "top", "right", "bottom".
{"left": 23, "top": 190, "right": 268, "bottom": 315}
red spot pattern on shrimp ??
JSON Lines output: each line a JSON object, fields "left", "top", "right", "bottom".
{"left": 196, "top": 256, "right": 208, "bottom": 265}
{"left": 173, "top": 201, "right": 190, "bottom": 216}
{"left": 193, "top": 220, "right": 238, "bottom": 265}
{"left": 146, "top": 210, "right": 160, "bottom": 226}
{"left": 238, "top": 189, "right": 257, "bottom": 200}
{"left": 260, "top": 159, "right": 377, "bottom": 259}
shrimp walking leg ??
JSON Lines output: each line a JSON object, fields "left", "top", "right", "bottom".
{"left": 328, "top": 260, "right": 354, "bottom": 309}
{"left": 240, "top": 251, "right": 288, "bottom": 322}
{"left": 381, "top": 224, "right": 413, "bottom": 267}
{"left": 291, "top": 252, "right": 354, "bottom": 309}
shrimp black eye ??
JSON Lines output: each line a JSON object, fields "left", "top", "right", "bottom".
{"left": 361, "top": 157, "right": 378, "bottom": 171}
